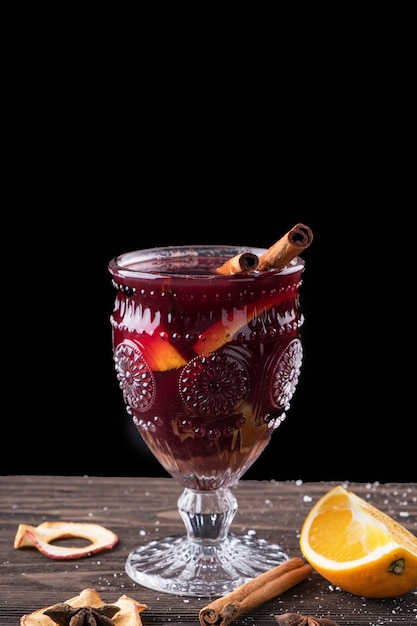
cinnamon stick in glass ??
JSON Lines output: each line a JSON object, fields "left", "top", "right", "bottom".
{"left": 216, "top": 252, "right": 259, "bottom": 275}
{"left": 198, "top": 557, "right": 313, "bottom": 626}
{"left": 257, "top": 223, "right": 313, "bottom": 271}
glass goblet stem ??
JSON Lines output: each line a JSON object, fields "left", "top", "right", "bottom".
{"left": 178, "top": 487, "right": 238, "bottom": 543}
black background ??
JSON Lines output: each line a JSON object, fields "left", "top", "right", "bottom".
{"left": 4, "top": 40, "right": 414, "bottom": 483}
{"left": 6, "top": 208, "right": 413, "bottom": 483}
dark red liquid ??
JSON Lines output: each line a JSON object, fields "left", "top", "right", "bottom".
{"left": 109, "top": 247, "right": 305, "bottom": 490}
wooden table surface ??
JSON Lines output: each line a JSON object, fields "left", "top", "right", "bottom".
{"left": 1, "top": 476, "right": 416, "bottom": 625}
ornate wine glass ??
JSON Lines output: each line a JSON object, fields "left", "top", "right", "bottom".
{"left": 108, "top": 244, "right": 306, "bottom": 597}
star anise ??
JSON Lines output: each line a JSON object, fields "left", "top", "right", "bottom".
{"left": 275, "top": 613, "right": 339, "bottom": 626}
{"left": 43, "top": 602, "right": 121, "bottom": 625}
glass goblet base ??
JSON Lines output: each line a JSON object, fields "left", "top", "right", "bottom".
{"left": 125, "top": 533, "right": 289, "bottom": 597}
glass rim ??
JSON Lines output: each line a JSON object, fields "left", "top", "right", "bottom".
{"left": 108, "top": 244, "right": 305, "bottom": 279}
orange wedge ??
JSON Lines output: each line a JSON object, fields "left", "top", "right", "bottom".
{"left": 299, "top": 485, "right": 417, "bottom": 598}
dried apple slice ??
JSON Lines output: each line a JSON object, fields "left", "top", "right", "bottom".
{"left": 192, "top": 285, "right": 299, "bottom": 354}
{"left": 20, "top": 588, "right": 148, "bottom": 626}
{"left": 14, "top": 521, "right": 118, "bottom": 560}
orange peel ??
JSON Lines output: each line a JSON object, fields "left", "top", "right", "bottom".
{"left": 20, "top": 588, "right": 148, "bottom": 626}
{"left": 14, "top": 521, "right": 118, "bottom": 560}
{"left": 192, "top": 284, "right": 300, "bottom": 355}
{"left": 136, "top": 333, "right": 187, "bottom": 370}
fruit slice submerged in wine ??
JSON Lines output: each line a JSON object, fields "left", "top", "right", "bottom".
{"left": 132, "top": 332, "right": 187, "bottom": 371}
{"left": 192, "top": 283, "right": 300, "bottom": 355}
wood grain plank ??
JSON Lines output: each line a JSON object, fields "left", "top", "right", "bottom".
{"left": 1, "top": 477, "right": 416, "bottom": 625}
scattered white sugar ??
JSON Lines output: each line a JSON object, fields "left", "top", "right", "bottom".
{"left": 302, "top": 494, "right": 312, "bottom": 503}
{"left": 399, "top": 511, "right": 410, "bottom": 518}
{"left": 139, "top": 529, "right": 146, "bottom": 536}
{"left": 247, "top": 529, "right": 257, "bottom": 536}
{"left": 295, "top": 479, "right": 303, "bottom": 486}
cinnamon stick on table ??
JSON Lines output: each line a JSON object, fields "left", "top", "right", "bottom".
{"left": 216, "top": 252, "right": 259, "bottom": 275}
{"left": 199, "top": 557, "right": 313, "bottom": 626}
{"left": 257, "top": 223, "right": 313, "bottom": 271}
